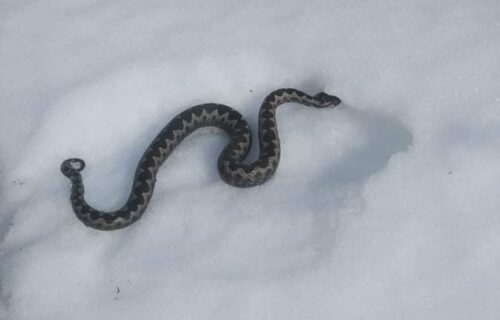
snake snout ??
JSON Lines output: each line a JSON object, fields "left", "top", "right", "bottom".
{"left": 61, "top": 158, "right": 86, "bottom": 177}
{"left": 314, "top": 92, "right": 342, "bottom": 108}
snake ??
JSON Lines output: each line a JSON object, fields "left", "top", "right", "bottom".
{"left": 61, "top": 88, "right": 341, "bottom": 230}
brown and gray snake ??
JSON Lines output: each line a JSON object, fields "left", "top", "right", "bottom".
{"left": 61, "top": 88, "right": 341, "bottom": 230}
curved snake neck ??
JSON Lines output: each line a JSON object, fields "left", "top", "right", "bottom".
{"left": 61, "top": 88, "right": 341, "bottom": 230}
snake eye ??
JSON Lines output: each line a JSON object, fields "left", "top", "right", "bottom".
{"left": 314, "top": 92, "right": 342, "bottom": 107}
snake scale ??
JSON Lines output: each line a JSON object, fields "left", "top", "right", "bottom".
{"left": 61, "top": 88, "right": 341, "bottom": 230}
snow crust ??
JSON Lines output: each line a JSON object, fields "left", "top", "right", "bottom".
{"left": 1, "top": 0, "right": 500, "bottom": 319}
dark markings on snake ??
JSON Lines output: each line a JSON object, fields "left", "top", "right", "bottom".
{"left": 61, "top": 88, "right": 341, "bottom": 230}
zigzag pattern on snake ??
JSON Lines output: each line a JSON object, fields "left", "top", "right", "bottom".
{"left": 61, "top": 88, "right": 341, "bottom": 230}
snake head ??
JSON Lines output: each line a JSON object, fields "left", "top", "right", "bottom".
{"left": 61, "top": 158, "right": 86, "bottom": 178}
{"left": 313, "top": 92, "right": 342, "bottom": 108}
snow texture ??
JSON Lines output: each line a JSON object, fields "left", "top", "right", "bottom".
{"left": 1, "top": 0, "right": 500, "bottom": 319}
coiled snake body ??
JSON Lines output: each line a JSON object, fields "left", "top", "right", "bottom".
{"left": 61, "top": 88, "right": 341, "bottom": 230}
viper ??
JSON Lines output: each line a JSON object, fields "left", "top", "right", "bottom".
{"left": 61, "top": 88, "right": 341, "bottom": 230}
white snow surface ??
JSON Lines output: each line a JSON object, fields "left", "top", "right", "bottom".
{"left": 1, "top": 0, "right": 500, "bottom": 319}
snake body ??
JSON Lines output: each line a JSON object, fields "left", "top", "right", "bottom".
{"left": 61, "top": 88, "right": 341, "bottom": 230}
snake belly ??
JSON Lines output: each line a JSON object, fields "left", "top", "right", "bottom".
{"left": 61, "top": 88, "right": 341, "bottom": 230}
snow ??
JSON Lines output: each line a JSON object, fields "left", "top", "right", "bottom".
{"left": 1, "top": 0, "right": 500, "bottom": 319}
